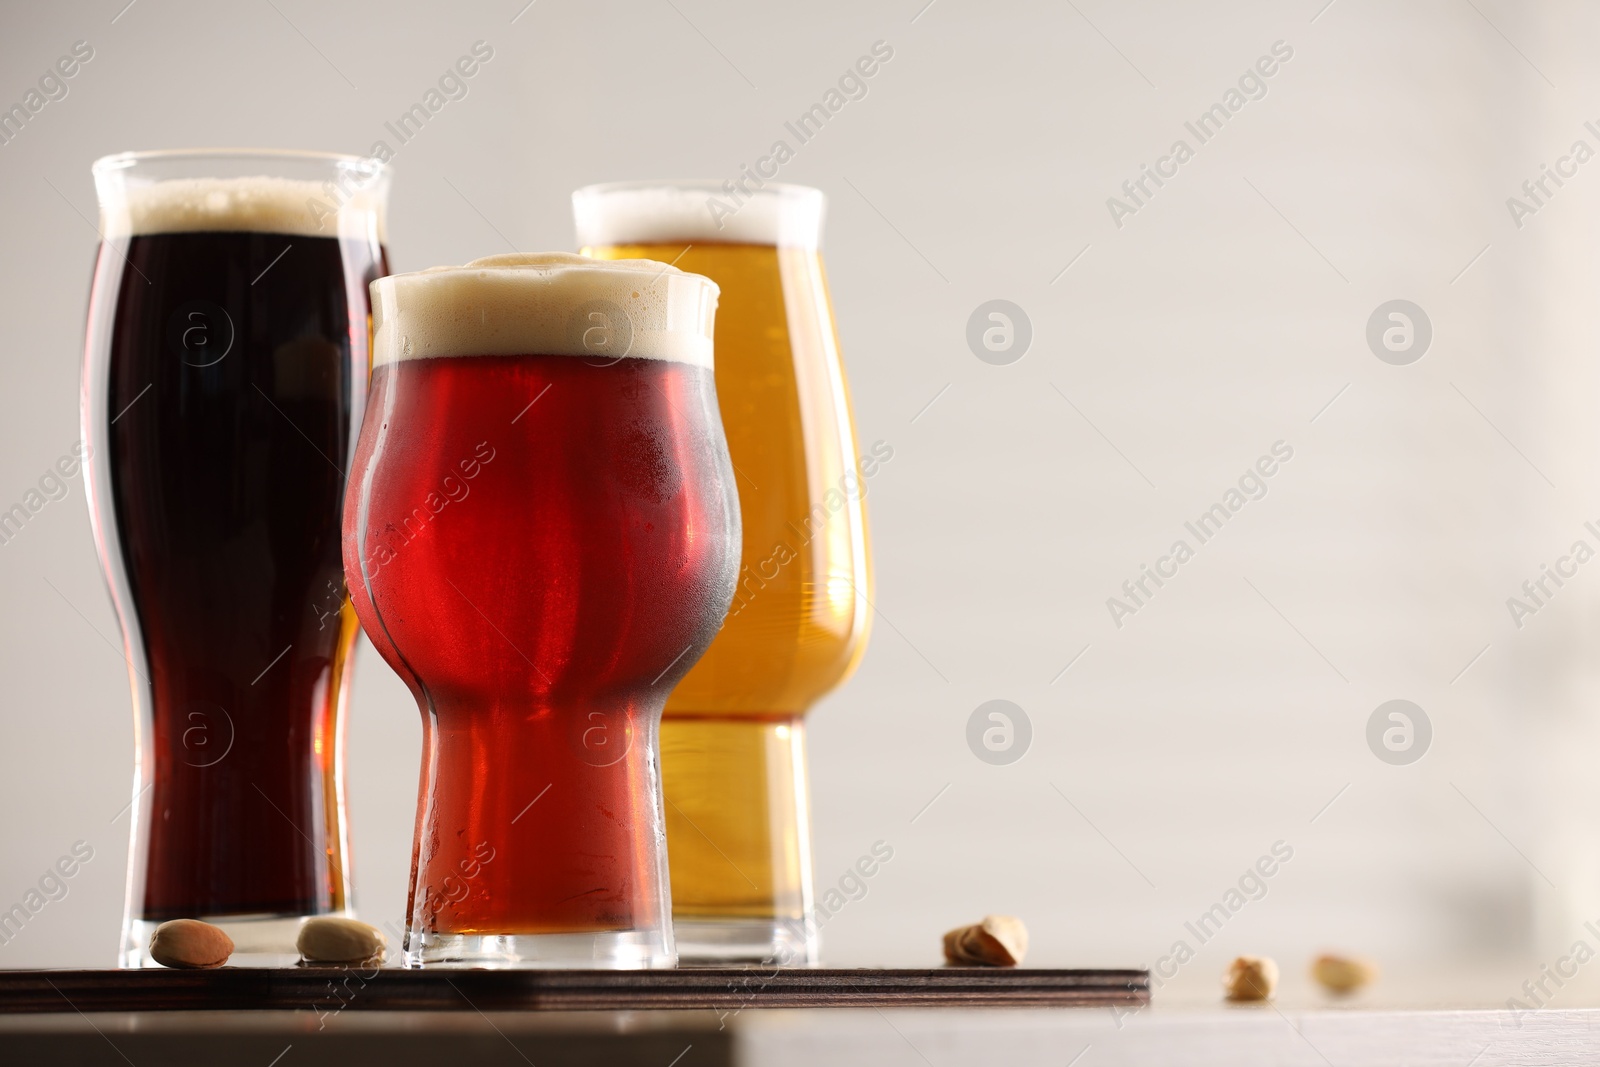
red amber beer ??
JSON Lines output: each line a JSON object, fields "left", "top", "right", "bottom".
{"left": 82, "top": 150, "right": 388, "bottom": 966}
{"left": 343, "top": 253, "right": 738, "bottom": 967}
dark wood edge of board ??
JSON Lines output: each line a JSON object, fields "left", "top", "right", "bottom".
{"left": 0, "top": 967, "right": 1150, "bottom": 1013}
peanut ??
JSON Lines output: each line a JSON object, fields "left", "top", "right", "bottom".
{"left": 942, "top": 915, "right": 1028, "bottom": 967}
{"left": 1311, "top": 953, "right": 1377, "bottom": 994}
{"left": 1224, "top": 955, "right": 1278, "bottom": 1001}
{"left": 149, "top": 919, "right": 233, "bottom": 969}
{"left": 297, "top": 916, "right": 385, "bottom": 963}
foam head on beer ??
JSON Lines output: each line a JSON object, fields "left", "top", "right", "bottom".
{"left": 369, "top": 252, "right": 719, "bottom": 369}
{"left": 98, "top": 175, "right": 385, "bottom": 241}
{"left": 573, "top": 182, "right": 824, "bottom": 249}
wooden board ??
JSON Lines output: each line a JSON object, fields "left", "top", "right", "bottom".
{"left": 0, "top": 967, "right": 1148, "bottom": 1013}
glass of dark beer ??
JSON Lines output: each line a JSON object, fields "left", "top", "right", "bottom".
{"left": 343, "top": 253, "right": 739, "bottom": 968}
{"left": 82, "top": 149, "right": 389, "bottom": 966}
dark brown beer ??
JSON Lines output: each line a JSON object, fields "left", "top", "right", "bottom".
{"left": 98, "top": 229, "right": 384, "bottom": 920}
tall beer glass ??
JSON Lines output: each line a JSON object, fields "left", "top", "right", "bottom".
{"left": 343, "top": 253, "right": 739, "bottom": 968}
{"left": 82, "top": 150, "right": 389, "bottom": 966}
{"left": 574, "top": 182, "right": 873, "bottom": 963}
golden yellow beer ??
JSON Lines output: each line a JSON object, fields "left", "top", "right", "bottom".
{"left": 576, "top": 183, "right": 873, "bottom": 961}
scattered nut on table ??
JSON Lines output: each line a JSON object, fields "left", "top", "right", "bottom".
{"left": 1224, "top": 955, "right": 1278, "bottom": 1001}
{"left": 942, "top": 915, "right": 1028, "bottom": 967}
{"left": 1311, "top": 953, "right": 1377, "bottom": 994}
{"left": 149, "top": 919, "right": 234, "bottom": 969}
{"left": 298, "top": 917, "right": 385, "bottom": 964}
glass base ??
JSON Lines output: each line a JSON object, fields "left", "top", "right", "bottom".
{"left": 673, "top": 917, "right": 818, "bottom": 966}
{"left": 122, "top": 911, "right": 355, "bottom": 968}
{"left": 405, "top": 929, "right": 675, "bottom": 969}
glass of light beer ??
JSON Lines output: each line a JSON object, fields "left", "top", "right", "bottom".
{"left": 82, "top": 150, "right": 389, "bottom": 965}
{"left": 574, "top": 182, "right": 874, "bottom": 964}
{"left": 343, "top": 253, "right": 739, "bottom": 968}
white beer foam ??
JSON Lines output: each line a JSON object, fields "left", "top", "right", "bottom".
{"left": 100, "top": 176, "right": 385, "bottom": 241}
{"left": 573, "top": 182, "right": 823, "bottom": 249}
{"left": 370, "top": 252, "right": 719, "bottom": 369}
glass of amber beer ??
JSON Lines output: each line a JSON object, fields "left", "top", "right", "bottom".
{"left": 82, "top": 150, "right": 389, "bottom": 966}
{"left": 343, "top": 253, "right": 739, "bottom": 968}
{"left": 575, "top": 182, "right": 873, "bottom": 964}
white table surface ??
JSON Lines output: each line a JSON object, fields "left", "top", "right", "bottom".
{"left": 2, "top": 999, "right": 1593, "bottom": 1066}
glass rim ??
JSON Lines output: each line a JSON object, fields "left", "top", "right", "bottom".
{"left": 92, "top": 148, "right": 389, "bottom": 240}
{"left": 573, "top": 178, "right": 822, "bottom": 204}
{"left": 92, "top": 147, "right": 386, "bottom": 179}
{"left": 573, "top": 180, "right": 825, "bottom": 250}
{"left": 372, "top": 251, "right": 718, "bottom": 289}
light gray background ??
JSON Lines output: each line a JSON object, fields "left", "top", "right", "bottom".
{"left": 2, "top": 0, "right": 1597, "bottom": 1001}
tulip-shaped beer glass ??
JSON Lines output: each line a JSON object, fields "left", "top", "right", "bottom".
{"left": 342, "top": 253, "right": 739, "bottom": 967}
{"left": 576, "top": 183, "right": 874, "bottom": 964}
